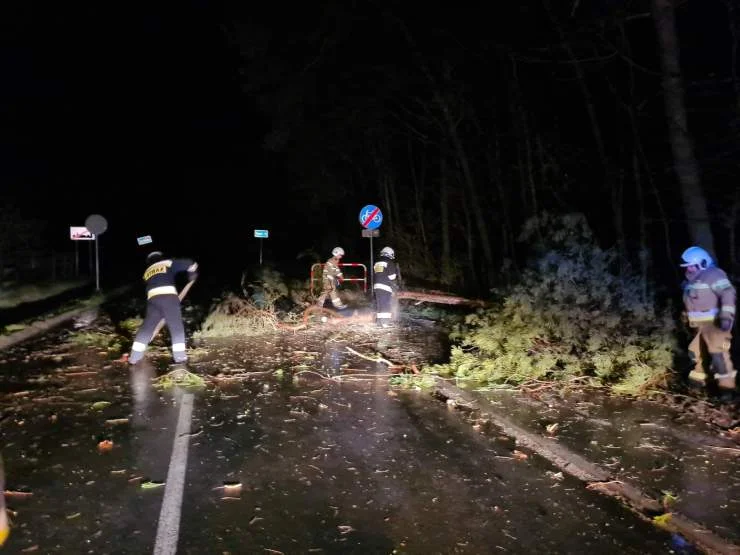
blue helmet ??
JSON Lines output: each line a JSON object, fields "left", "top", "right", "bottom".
{"left": 680, "top": 246, "right": 713, "bottom": 269}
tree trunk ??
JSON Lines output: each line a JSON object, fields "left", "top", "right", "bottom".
{"left": 524, "top": 115, "right": 538, "bottom": 219}
{"left": 619, "top": 19, "right": 674, "bottom": 276}
{"left": 388, "top": 173, "right": 401, "bottom": 239}
{"left": 392, "top": 18, "right": 494, "bottom": 285}
{"left": 438, "top": 100, "right": 494, "bottom": 285}
{"left": 728, "top": 191, "right": 739, "bottom": 276}
{"left": 722, "top": 0, "right": 740, "bottom": 111}
{"left": 509, "top": 58, "right": 532, "bottom": 217}
{"left": 494, "top": 133, "right": 516, "bottom": 264}
{"left": 633, "top": 150, "right": 649, "bottom": 302}
{"left": 652, "top": 0, "right": 715, "bottom": 254}
{"left": 544, "top": 1, "right": 607, "bottom": 172}
{"left": 629, "top": 104, "right": 675, "bottom": 275}
{"left": 470, "top": 104, "right": 515, "bottom": 264}
{"left": 612, "top": 164, "right": 626, "bottom": 269}
{"left": 461, "top": 177, "right": 479, "bottom": 292}
{"left": 381, "top": 173, "right": 395, "bottom": 238}
{"left": 440, "top": 156, "right": 452, "bottom": 283}
{"left": 408, "top": 140, "right": 429, "bottom": 253}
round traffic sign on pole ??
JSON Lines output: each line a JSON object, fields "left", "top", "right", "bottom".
{"left": 84, "top": 214, "right": 107, "bottom": 292}
{"left": 359, "top": 205, "right": 383, "bottom": 230}
{"left": 85, "top": 214, "right": 108, "bottom": 235}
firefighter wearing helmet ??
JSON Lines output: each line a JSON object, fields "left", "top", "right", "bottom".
{"left": 316, "top": 246, "right": 347, "bottom": 310}
{"left": 373, "top": 246, "right": 399, "bottom": 327}
{"left": 128, "top": 250, "right": 199, "bottom": 365}
{"left": 680, "top": 246, "right": 736, "bottom": 392}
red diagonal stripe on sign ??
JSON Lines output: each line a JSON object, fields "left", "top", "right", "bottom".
{"left": 362, "top": 207, "right": 380, "bottom": 227}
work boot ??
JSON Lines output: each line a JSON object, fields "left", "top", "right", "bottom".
{"left": 128, "top": 352, "right": 144, "bottom": 365}
{"left": 715, "top": 370, "right": 737, "bottom": 392}
{"left": 687, "top": 369, "right": 707, "bottom": 387}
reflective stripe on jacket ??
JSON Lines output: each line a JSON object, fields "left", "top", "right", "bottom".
{"left": 683, "top": 266, "right": 736, "bottom": 324}
{"left": 373, "top": 258, "right": 398, "bottom": 292}
{"left": 322, "top": 257, "right": 343, "bottom": 286}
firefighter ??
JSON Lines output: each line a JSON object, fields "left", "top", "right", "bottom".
{"left": 128, "top": 251, "right": 199, "bottom": 365}
{"left": 373, "top": 246, "right": 399, "bottom": 327}
{"left": 316, "top": 246, "right": 347, "bottom": 310}
{"left": 680, "top": 246, "right": 736, "bottom": 392}
{"left": 0, "top": 454, "right": 8, "bottom": 547}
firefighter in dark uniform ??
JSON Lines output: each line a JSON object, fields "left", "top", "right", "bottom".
{"left": 128, "top": 251, "right": 199, "bottom": 365}
{"left": 373, "top": 246, "right": 399, "bottom": 327}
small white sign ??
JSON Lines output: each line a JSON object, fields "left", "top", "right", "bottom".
{"left": 254, "top": 229, "right": 269, "bottom": 238}
{"left": 137, "top": 235, "right": 153, "bottom": 246}
{"left": 70, "top": 226, "right": 95, "bottom": 240}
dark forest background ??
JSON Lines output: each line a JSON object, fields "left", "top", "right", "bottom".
{"left": 1, "top": 1, "right": 739, "bottom": 294}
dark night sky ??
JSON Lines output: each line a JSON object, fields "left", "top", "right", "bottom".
{"left": 1, "top": 2, "right": 738, "bottom": 289}
{"left": 1, "top": 3, "right": 274, "bottom": 275}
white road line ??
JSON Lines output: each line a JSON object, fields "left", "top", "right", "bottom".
{"left": 153, "top": 392, "right": 195, "bottom": 555}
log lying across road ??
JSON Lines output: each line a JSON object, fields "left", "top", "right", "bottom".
{"left": 397, "top": 289, "right": 487, "bottom": 308}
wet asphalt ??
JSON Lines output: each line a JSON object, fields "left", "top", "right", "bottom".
{"left": 0, "top": 310, "right": 691, "bottom": 554}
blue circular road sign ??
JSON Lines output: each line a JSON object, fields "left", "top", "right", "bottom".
{"left": 359, "top": 205, "right": 383, "bottom": 230}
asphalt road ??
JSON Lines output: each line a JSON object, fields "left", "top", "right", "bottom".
{"left": 0, "top": 313, "right": 687, "bottom": 554}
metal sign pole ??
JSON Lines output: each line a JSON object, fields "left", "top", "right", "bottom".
{"left": 84, "top": 214, "right": 108, "bottom": 292}
{"left": 369, "top": 235, "right": 374, "bottom": 291}
{"left": 254, "top": 230, "right": 269, "bottom": 266}
{"left": 95, "top": 236, "right": 100, "bottom": 291}
{"left": 75, "top": 241, "right": 79, "bottom": 277}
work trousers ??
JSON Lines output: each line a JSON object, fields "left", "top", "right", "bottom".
{"left": 688, "top": 321, "right": 735, "bottom": 390}
{"left": 316, "top": 280, "right": 346, "bottom": 309}
{"left": 375, "top": 289, "right": 394, "bottom": 327}
{"left": 129, "top": 294, "right": 187, "bottom": 364}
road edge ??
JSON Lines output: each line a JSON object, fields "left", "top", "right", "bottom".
{"left": 430, "top": 377, "right": 740, "bottom": 555}
{"left": 0, "top": 285, "right": 132, "bottom": 351}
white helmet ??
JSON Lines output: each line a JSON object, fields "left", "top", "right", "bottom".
{"left": 380, "top": 246, "right": 395, "bottom": 259}
{"left": 332, "top": 246, "right": 345, "bottom": 257}
{"left": 680, "top": 246, "right": 713, "bottom": 268}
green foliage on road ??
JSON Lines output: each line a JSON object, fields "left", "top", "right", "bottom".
{"left": 119, "top": 317, "right": 143, "bottom": 334}
{"left": 196, "top": 294, "right": 281, "bottom": 337}
{"left": 68, "top": 330, "right": 125, "bottom": 357}
{"left": 426, "top": 213, "right": 678, "bottom": 396}
{"left": 153, "top": 367, "right": 206, "bottom": 390}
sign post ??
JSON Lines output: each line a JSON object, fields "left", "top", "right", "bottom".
{"left": 359, "top": 205, "right": 383, "bottom": 291}
{"left": 254, "top": 229, "right": 269, "bottom": 265}
{"left": 84, "top": 215, "right": 108, "bottom": 292}
{"left": 70, "top": 227, "right": 95, "bottom": 278}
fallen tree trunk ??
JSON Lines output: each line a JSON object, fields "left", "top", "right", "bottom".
{"left": 397, "top": 289, "right": 487, "bottom": 308}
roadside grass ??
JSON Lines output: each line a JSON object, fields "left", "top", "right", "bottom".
{"left": 0, "top": 279, "right": 91, "bottom": 309}
{"left": 1, "top": 291, "right": 106, "bottom": 337}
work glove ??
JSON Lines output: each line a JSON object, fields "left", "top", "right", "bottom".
{"left": 719, "top": 318, "right": 733, "bottom": 332}
{"left": 187, "top": 262, "right": 199, "bottom": 282}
